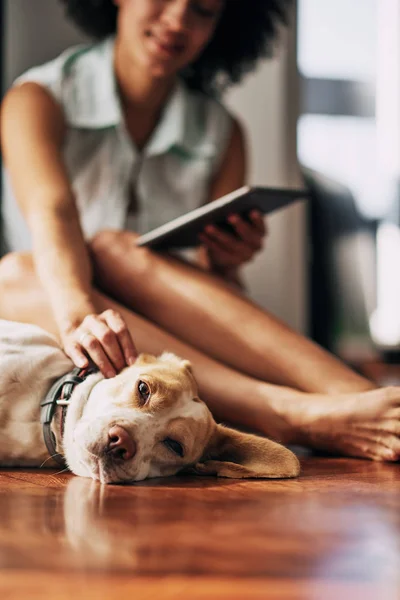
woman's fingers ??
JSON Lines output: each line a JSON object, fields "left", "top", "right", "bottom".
{"left": 199, "top": 235, "right": 238, "bottom": 267}
{"left": 199, "top": 212, "right": 265, "bottom": 269}
{"left": 64, "top": 339, "right": 90, "bottom": 370}
{"left": 249, "top": 210, "right": 267, "bottom": 236}
{"left": 80, "top": 313, "right": 126, "bottom": 374}
{"left": 204, "top": 225, "right": 244, "bottom": 252}
{"left": 76, "top": 329, "right": 119, "bottom": 378}
{"left": 199, "top": 232, "right": 251, "bottom": 267}
{"left": 228, "top": 213, "right": 264, "bottom": 250}
{"left": 101, "top": 309, "right": 138, "bottom": 367}
{"left": 62, "top": 310, "right": 137, "bottom": 378}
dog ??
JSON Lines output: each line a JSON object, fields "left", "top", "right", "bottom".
{"left": 0, "top": 319, "right": 300, "bottom": 483}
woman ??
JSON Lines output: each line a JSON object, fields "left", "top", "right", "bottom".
{"left": 0, "top": 0, "right": 399, "bottom": 462}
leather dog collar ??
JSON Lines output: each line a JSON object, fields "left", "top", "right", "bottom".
{"left": 40, "top": 364, "right": 98, "bottom": 467}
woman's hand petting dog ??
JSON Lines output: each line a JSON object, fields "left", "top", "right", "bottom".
{"left": 61, "top": 309, "right": 137, "bottom": 378}
{"left": 198, "top": 210, "right": 267, "bottom": 271}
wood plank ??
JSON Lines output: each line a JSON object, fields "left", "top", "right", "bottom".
{"left": 0, "top": 572, "right": 396, "bottom": 600}
{"left": 0, "top": 458, "right": 399, "bottom": 599}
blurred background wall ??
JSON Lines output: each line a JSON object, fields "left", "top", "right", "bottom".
{"left": 296, "top": 0, "right": 400, "bottom": 360}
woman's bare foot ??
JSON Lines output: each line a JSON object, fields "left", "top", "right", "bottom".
{"left": 270, "top": 387, "right": 400, "bottom": 461}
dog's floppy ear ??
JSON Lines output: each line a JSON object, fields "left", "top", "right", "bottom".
{"left": 193, "top": 425, "right": 300, "bottom": 479}
{"left": 159, "top": 352, "right": 193, "bottom": 374}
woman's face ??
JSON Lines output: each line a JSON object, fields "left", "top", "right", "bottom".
{"left": 114, "top": 0, "right": 224, "bottom": 79}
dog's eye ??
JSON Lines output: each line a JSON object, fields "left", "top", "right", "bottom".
{"left": 164, "top": 438, "right": 184, "bottom": 458}
{"left": 138, "top": 380, "right": 150, "bottom": 403}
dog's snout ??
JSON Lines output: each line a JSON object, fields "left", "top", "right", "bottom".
{"left": 107, "top": 425, "right": 136, "bottom": 461}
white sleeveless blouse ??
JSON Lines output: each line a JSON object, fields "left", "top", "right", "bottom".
{"left": 1, "top": 37, "right": 233, "bottom": 252}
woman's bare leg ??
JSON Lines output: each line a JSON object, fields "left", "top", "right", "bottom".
{"left": 0, "top": 251, "right": 400, "bottom": 461}
{"left": 0, "top": 251, "right": 298, "bottom": 442}
{"left": 89, "top": 231, "right": 375, "bottom": 394}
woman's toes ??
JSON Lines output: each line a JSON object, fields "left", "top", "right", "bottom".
{"left": 383, "top": 386, "right": 400, "bottom": 408}
{"left": 357, "top": 420, "right": 400, "bottom": 437}
{"left": 369, "top": 440, "right": 399, "bottom": 462}
{"left": 360, "top": 444, "right": 396, "bottom": 462}
{"left": 345, "top": 433, "right": 400, "bottom": 462}
{"left": 384, "top": 420, "right": 400, "bottom": 437}
{"left": 385, "top": 407, "right": 400, "bottom": 421}
{"left": 377, "top": 446, "right": 399, "bottom": 462}
{"left": 284, "top": 388, "right": 400, "bottom": 461}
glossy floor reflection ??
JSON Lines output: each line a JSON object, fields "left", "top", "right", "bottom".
{"left": 0, "top": 458, "right": 399, "bottom": 599}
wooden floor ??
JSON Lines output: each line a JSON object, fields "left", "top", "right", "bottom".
{"left": 0, "top": 457, "right": 399, "bottom": 600}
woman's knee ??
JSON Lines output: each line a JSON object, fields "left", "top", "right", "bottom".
{"left": 90, "top": 229, "right": 139, "bottom": 250}
{"left": 89, "top": 230, "right": 154, "bottom": 277}
{"left": 0, "top": 252, "right": 35, "bottom": 287}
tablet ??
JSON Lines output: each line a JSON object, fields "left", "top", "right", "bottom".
{"left": 136, "top": 185, "right": 308, "bottom": 251}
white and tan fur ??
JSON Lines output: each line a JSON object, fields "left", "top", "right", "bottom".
{"left": 0, "top": 319, "right": 300, "bottom": 483}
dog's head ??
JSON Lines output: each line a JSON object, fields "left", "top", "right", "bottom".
{"left": 62, "top": 352, "right": 300, "bottom": 484}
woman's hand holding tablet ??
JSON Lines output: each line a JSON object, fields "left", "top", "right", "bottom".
{"left": 136, "top": 186, "right": 309, "bottom": 251}
{"left": 198, "top": 210, "right": 267, "bottom": 271}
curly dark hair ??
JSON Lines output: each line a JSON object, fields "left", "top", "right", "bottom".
{"left": 60, "top": 0, "right": 293, "bottom": 95}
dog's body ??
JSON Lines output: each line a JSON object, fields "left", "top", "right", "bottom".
{"left": 0, "top": 319, "right": 73, "bottom": 467}
{"left": 0, "top": 319, "right": 300, "bottom": 483}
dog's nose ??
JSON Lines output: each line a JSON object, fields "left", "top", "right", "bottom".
{"left": 107, "top": 426, "right": 136, "bottom": 461}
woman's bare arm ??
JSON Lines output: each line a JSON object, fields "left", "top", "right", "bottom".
{"left": 1, "top": 83, "right": 94, "bottom": 324}
{"left": 209, "top": 116, "right": 248, "bottom": 201}
{"left": 0, "top": 82, "right": 136, "bottom": 374}
{"left": 196, "top": 117, "right": 266, "bottom": 288}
